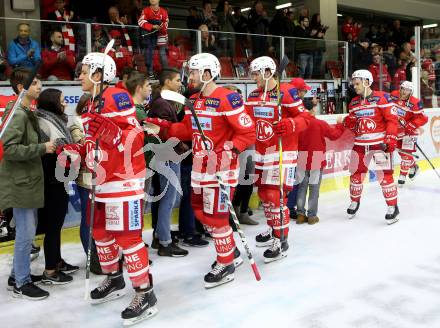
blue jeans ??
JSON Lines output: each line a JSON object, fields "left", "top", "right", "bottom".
{"left": 11, "top": 208, "right": 38, "bottom": 288}
{"left": 143, "top": 34, "right": 168, "bottom": 74}
{"left": 178, "top": 163, "right": 196, "bottom": 238}
{"left": 295, "top": 168, "right": 323, "bottom": 217}
{"left": 298, "top": 53, "right": 313, "bottom": 79}
{"left": 78, "top": 186, "right": 90, "bottom": 254}
{"left": 151, "top": 162, "right": 180, "bottom": 246}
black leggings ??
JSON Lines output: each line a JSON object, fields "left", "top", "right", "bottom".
{"left": 38, "top": 183, "right": 69, "bottom": 270}
{"left": 232, "top": 175, "right": 253, "bottom": 213}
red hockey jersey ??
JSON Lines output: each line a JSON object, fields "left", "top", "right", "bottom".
{"left": 245, "top": 83, "right": 309, "bottom": 171}
{"left": 348, "top": 91, "right": 398, "bottom": 146}
{"left": 389, "top": 90, "right": 428, "bottom": 139}
{"left": 168, "top": 87, "right": 256, "bottom": 188}
{"left": 138, "top": 6, "right": 168, "bottom": 41}
{"left": 81, "top": 87, "right": 146, "bottom": 202}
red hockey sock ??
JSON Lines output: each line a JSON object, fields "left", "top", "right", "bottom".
{"left": 123, "top": 242, "right": 150, "bottom": 288}
{"left": 381, "top": 179, "right": 398, "bottom": 206}
{"left": 350, "top": 175, "right": 364, "bottom": 202}
{"left": 95, "top": 238, "right": 120, "bottom": 273}
{"left": 212, "top": 226, "right": 236, "bottom": 265}
{"left": 271, "top": 206, "right": 290, "bottom": 239}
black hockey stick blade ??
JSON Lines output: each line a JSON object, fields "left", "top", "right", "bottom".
{"left": 277, "top": 56, "right": 290, "bottom": 78}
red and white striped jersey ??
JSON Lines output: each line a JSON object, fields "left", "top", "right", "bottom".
{"left": 390, "top": 90, "right": 428, "bottom": 139}
{"left": 348, "top": 91, "right": 398, "bottom": 146}
{"left": 168, "top": 86, "right": 256, "bottom": 188}
{"left": 82, "top": 87, "right": 146, "bottom": 202}
{"left": 245, "top": 83, "right": 310, "bottom": 171}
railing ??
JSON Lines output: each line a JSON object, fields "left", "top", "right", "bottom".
{"left": 0, "top": 17, "right": 347, "bottom": 81}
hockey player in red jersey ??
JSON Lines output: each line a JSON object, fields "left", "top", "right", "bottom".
{"left": 165, "top": 53, "right": 256, "bottom": 288}
{"left": 390, "top": 81, "right": 428, "bottom": 186}
{"left": 343, "top": 69, "right": 400, "bottom": 224}
{"left": 245, "top": 56, "right": 309, "bottom": 262}
{"left": 62, "top": 52, "right": 157, "bottom": 325}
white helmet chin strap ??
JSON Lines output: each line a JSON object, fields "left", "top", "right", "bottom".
{"left": 261, "top": 68, "right": 274, "bottom": 101}
{"left": 199, "top": 68, "right": 215, "bottom": 94}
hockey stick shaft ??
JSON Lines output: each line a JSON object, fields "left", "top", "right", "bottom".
{"left": 0, "top": 63, "right": 41, "bottom": 139}
{"left": 276, "top": 56, "right": 290, "bottom": 245}
{"left": 85, "top": 39, "right": 115, "bottom": 300}
{"left": 161, "top": 90, "right": 261, "bottom": 281}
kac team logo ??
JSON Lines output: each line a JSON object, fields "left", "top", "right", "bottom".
{"left": 256, "top": 120, "right": 274, "bottom": 141}
{"left": 356, "top": 118, "right": 377, "bottom": 134}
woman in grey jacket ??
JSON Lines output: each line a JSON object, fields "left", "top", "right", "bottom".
{"left": 0, "top": 67, "right": 55, "bottom": 300}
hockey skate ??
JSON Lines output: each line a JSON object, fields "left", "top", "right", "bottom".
{"left": 211, "top": 247, "right": 243, "bottom": 269}
{"left": 121, "top": 286, "right": 158, "bottom": 326}
{"left": 397, "top": 175, "right": 406, "bottom": 187}
{"left": 385, "top": 205, "right": 400, "bottom": 225}
{"left": 264, "top": 238, "right": 289, "bottom": 263}
{"left": 90, "top": 272, "right": 126, "bottom": 304}
{"left": 255, "top": 227, "right": 274, "bottom": 247}
{"left": 408, "top": 164, "right": 420, "bottom": 180}
{"left": 347, "top": 201, "right": 360, "bottom": 219}
{"left": 204, "top": 263, "right": 235, "bottom": 289}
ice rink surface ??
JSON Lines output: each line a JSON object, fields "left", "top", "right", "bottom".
{"left": 1, "top": 170, "right": 440, "bottom": 328}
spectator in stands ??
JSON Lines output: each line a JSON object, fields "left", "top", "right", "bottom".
{"left": 1, "top": 68, "right": 55, "bottom": 299}
{"left": 36, "top": 88, "right": 79, "bottom": 284}
{"left": 294, "top": 16, "right": 314, "bottom": 79}
{"left": 392, "top": 58, "right": 407, "bottom": 91}
{"left": 366, "top": 24, "right": 380, "bottom": 45}
{"left": 248, "top": 1, "right": 269, "bottom": 57}
{"left": 199, "top": 24, "right": 217, "bottom": 54}
{"left": 92, "top": 24, "right": 109, "bottom": 52}
{"left": 216, "top": 0, "right": 236, "bottom": 57}
{"left": 8, "top": 23, "right": 41, "bottom": 69}
{"left": 233, "top": 6, "right": 249, "bottom": 57}
{"left": 351, "top": 38, "right": 372, "bottom": 72}
{"left": 0, "top": 45, "right": 7, "bottom": 80}
{"left": 148, "top": 68, "right": 188, "bottom": 257}
{"left": 138, "top": 0, "right": 169, "bottom": 79}
{"left": 390, "top": 19, "right": 407, "bottom": 47}
{"left": 369, "top": 54, "right": 391, "bottom": 91}
{"left": 41, "top": 30, "right": 76, "bottom": 81}
{"left": 186, "top": 6, "right": 203, "bottom": 30}
{"left": 399, "top": 42, "right": 416, "bottom": 69}
{"left": 342, "top": 16, "right": 355, "bottom": 41}
{"left": 201, "top": 0, "right": 218, "bottom": 31}
{"left": 108, "top": 30, "right": 133, "bottom": 78}
{"left": 107, "top": 5, "right": 135, "bottom": 52}
{"left": 377, "top": 24, "right": 389, "bottom": 46}
{"left": 383, "top": 42, "right": 397, "bottom": 76}
{"left": 116, "top": 66, "right": 136, "bottom": 90}
{"left": 310, "top": 13, "right": 327, "bottom": 78}
{"left": 47, "top": 0, "right": 76, "bottom": 53}
{"left": 295, "top": 106, "right": 345, "bottom": 225}
{"left": 269, "top": 9, "right": 294, "bottom": 37}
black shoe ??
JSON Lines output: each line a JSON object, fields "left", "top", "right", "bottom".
{"left": 158, "top": 243, "right": 188, "bottom": 257}
{"left": 204, "top": 263, "right": 235, "bottom": 289}
{"left": 7, "top": 274, "right": 43, "bottom": 291}
{"left": 151, "top": 237, "right": 160, "bottom": 250}
{"left": 42, "top": 271, "right": 73, "bottom": 285}
{"left": 13, "top": 282, "right": 49, "bottom": 300}
{"left": 263, "top": 238, "right": 289, "bottom": 263}
{"left": 255, "top": 228, "right": 274, "bottom": 247}
{"left": 289, "top": 208, "right": 297, "bottom": 220}
{"left": 211, "top": 247, "right": 243, "bottom": 269}
{"left": 182, "top": 235, "right": 209, "bottom": 248}
{"left": 90, "top": 248, "right": 103, "bottom": 275}
{"left": 248, "top": 209, "right": 254, "bottom": 216}
{"left": 57, "top": 260, "right": 79, "bottom": 274}
{"left": 121, "top": 286, "right": 158, "bottom": 325}
{"left": 90, "top": 272, "right": 126, "bottom": 304}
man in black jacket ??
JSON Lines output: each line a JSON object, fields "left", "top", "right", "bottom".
{"left": 293, "top": 16, "right": 314, "bottom": 79}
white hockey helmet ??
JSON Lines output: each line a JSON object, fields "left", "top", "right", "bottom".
{"left": 400, "top": 80, "right": 414, "bottom": 93}
{"left": 82, "top": 52, "right": 117, "bottom": 84}
{"left": 351, "top": 69, "right": 373, "bottom": 86}
{"left": 188, "top": 53, "right": 221, "bottom": 83}
{"left": 250, "top": 56, "right": 276, "bottom": 79}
